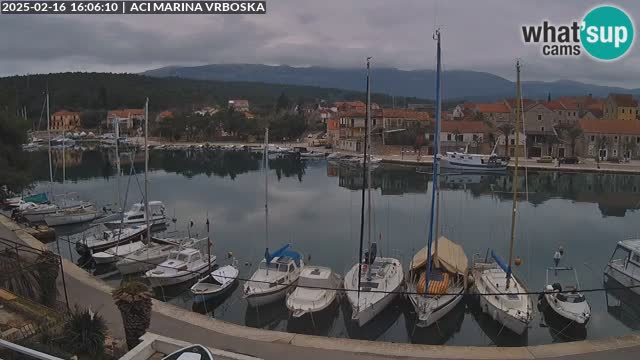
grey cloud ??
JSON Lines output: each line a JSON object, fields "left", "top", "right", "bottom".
{"left": 1, "top": 0, "right": 639, "bottom": 87}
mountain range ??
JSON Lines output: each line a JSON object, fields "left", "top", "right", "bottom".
{"left": 143, "top": 64, "right": 640, "bottom": 102}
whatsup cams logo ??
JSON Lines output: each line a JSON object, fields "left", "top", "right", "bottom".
{"left": 522, "top": 5, "right": 634, "bottom": 61}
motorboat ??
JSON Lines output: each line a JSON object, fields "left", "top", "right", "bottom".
{"left": 92, "top": 241, "right": 145, "bottom": 265}
{"left": 244, "top": 244, "right": 304, "bottom": 307}
{"left": 605, "top": 239, "right": 640, "bottom": 296}
{"left": 115, "top": 237, "right": 190, "bottom": 275}
{"left": 104, "top": 201, "right": 166, "bottom": 228}
{"left": 439, "top": 144, "right": 507, "bottom": 172}
{"left": 161, "top": 344, "right": 214, "bottom": 360}
{"left": 286, "top": 265, "right": 341, "bottom": 318}
{"left": 145, "top": 247, "right": 216, "bottom": 288}
{"left": 407, "top": 236, "right": 468, "bottom": 327}
{"left": 471, "top": 250, "right": 533, "bottom": 335}
{"left": 191, "top": 260, "right": 239, "bottom": 303}
{"left": 542, "top": 266, "right": 590, "bottom": 325}
{"left": 44, "top": 203, "right": 100, "bottom": 226}
{"left": 75, "top": 225, "right": 147, "bottom": 255}
{"left": 344, "top": 245, "right": 404, "bottom": 327}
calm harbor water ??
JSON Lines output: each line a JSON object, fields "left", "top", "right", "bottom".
{"left": 24, "top": 147, "right": 640, "bottom": 346}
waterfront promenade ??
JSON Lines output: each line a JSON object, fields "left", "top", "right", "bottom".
{"left": 1, "top": 215, "right": 639, "bottom": 360}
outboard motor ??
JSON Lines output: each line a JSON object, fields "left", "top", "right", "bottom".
{"left": 364, "top": 242, "right": 377, "bottom": 265}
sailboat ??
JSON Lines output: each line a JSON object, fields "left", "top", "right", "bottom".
{"left": 343, "top": 57, "right": 404, "bottom": 327}
{"left": 244, "top": 128, "right": 305, "bottom": 307}
{"left": 471, "top": 61, "right": 533, "bottom": 335}
{"left": 406, "top": 29, "right": 469, "bottom": 328}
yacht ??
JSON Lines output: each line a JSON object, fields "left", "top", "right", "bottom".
{"left": 604, "top": 239, "right": 640, "bottom": 296}
{"left": 104, "top": 201, "right": 166, "bottom": 228}
{"left": 244, "top": 244, "right": 304, "bottom": 307}
{"left": 145, "top": 247, "right": 216, "bottom": 288}
{"left": 76, "top": 225, "right": 147, "bottom": 255}
{"left": 286, "top": 266, "right": 341, "bottom": 318}
{"left": 191, "top": 260, "right": 239, "bottom": 303}
{"left": 542, "top": 266, "right": 591, "bottom": 325}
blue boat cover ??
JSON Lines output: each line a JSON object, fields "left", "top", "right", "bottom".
{"left": 24, "top": 193, "right": 48, "bottom": 204}
{"left": 264, "top": 244, "right": 301, "bottom": 266}
{"left": 491, "top": 249, "right": 511, "bottom": 276}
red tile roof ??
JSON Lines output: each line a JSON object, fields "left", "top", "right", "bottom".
{"left": 441, "top": 121, "right": 487, "bottom": 133}
{"left": 382, "top": 109, "right": 430, "bottom": 120}
{"left": 609, "top": 94, "right": 638, "bottom": 107}
{"left": 579, "top": 119, "right": 640, "bottom": 135}
{"left": 543, "top": 100, "right": 567, "bottom": 111}
{"left": 158, "top": 111, "right": 173, "bottom": 119}
{"left": 52, "top": 110, "right": 80, "bottom": 117}
{"left": 475, "top": 103, "right": 510, "bottom": 113}
{"left": 504, "top": 98, "right": 536, "bottom": 110}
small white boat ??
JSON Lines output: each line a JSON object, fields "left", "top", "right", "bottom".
{"left": 286, "top": 265, "right": 341, "bottom": 318}
{"left": 161, "top": 344, "right": 214, "bottom": 360}
{"left": 542, "top": 266, "right": 591, "bottom": 325}
{"left": 44, "top": 204, "right": 100, "bottom": 226}
{"left": 605, "top": 239, "right": 640, "bottom": 297}
{"left": 244, "top": 244, "right": 304, "bottom": 307}
{"left": 115, "top": 237, "right": 187, "bottom": 275}
{"left": 191, "top": 260, "right": 239, "bottom": 303}
{"left": 104, "top": 201, "right": 166, "bottom": 228}
{"left": 299, "top": 151, "right": 326, "bottom": 159}
{"left": 145, "top": 247, "right": 216, "bottom": 288}
{"left": 92, "top": 241, "right": 145, "bottom": 265}
{"left": 20, "top": 203, "right": 62, "bottom": 223}
{"left": 472, "top": 251, "right": 533, "bottom": 335}
{"left": 76, "top": 225, "right": 147, "bottom": 255}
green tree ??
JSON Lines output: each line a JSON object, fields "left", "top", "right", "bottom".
{"left": 113, "top": 281, "right": 153, "bottom": 350}
{"left": 561, "top": 124, "right": 583, "bottom": 157}
{"left": 275, "top": 92, "right": 290, "bottom": 111}
{"left": 0, "top": 110, "right": 31, "bottom": 197}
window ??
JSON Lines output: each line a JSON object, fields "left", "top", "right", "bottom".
{"left": 614, "top": 135, "right": 619, "bottom": 143}
{"left": 537, "top": 114, "right": 542, "bottom": 121}
{"left": 591, "top": 135, "right": 596, "bottom": 142}
{"left": 637, "top": 136, "right": 640, "bottom": 144}
{"left": 613, "top": 149, "right": 618, "bottom": 156}
{"left": 559, "top": 111, "right": 562, "bottom": 115}
{"left": 574, "top": 112, "right": 577, "bottom": 116}
{"left": 372, "top": 119, "right": 376, "bottom": 126}
{"left": 541, "top": 126, "right": 545, "bottom": 132}
{"left": 447, "top": 134, "right": 452, "bottom": 141}
{"left": 473, "top": 134, "right": 478, "bottom": 141}
{"left": 429, "top": 134, "right": 435, "bottom": 141}
{"left": 510, "top": 139, "right": 515, "bottom": 145}
{"left": 622, "top": 109, "right": 625, "bottom": 114}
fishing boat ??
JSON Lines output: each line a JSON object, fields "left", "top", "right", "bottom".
{"left": 92, "top": 241, "right": 146, "bottom": 265}
{"left": 471, "top": 61, "right": 533, "bottom": 335}
{"left": 75, "top": 225, "right": 147, "bottom": 255}
{"left": 145, "top": 246, "right": 216, "bottom": 288}
{"left": 161, "top": 344, "right": 214, "bottom": 360}
{"left": 542, "top": 266, "right": 591, "bottom": 325}
{"left": 191, "top": 259, "right": 239, "bottom": 303}
{"left": 439, "top": 143, "right": 507, "bottom": 172}
{"left": 406, "top": 30, "right": 469, "bottom": 328}
{"left": 344, "top": 58, "right": 404, "bottom": 327}
{"left": 244, "top": 244, "right": 304, "bottom": 307}
{"left": 104, "top": 201, "right": 166, "bottom": 228}
{"left": 286, "top": 265, "right": 341, "bottom": 318}
{"left": 604, "top": 239, "right": 640, "bottom": 297}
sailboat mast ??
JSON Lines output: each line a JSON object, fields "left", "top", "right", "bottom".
{"left": 62, "top": 117, "right": 65, "bottom": 185}
{"left": 356, "top": 57, "right": 371, "bottom": 293}
{"left": 506, "top": 61, "right": 522, "bottom": 288}
{"left": 366, "top": 56, "right": 373, "bottom": 279}
{"left": 144, "top": 98, "right": 151, "bottom": 244}
{"left": 434, "top": 30, "right": 443, "bottom": 260}
{"left": 46, "top": 91, "right": 53, "bottom": 189}
{"left": 425, "top": 29, "right": 442, "bottom": 293}
{"left": 115, "top": 119, "right": 121, "bottom": 210}
{"left": 264, "top": 127, "right": 269, "bottom": 274}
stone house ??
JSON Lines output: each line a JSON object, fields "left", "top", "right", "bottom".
{"left": 604, "top": 94, "right": 638, "bottom": 120}
{"left": 577, "top": 119, "right": 640, "bottom": 160}
{"left": 50, "top": 110, "right": 81, "bottom": 131}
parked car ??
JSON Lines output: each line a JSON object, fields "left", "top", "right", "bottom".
{"left": 559, "top": 157, "right": 579, "bottom": 164}
{"left": 537, "top": 156, "right": 553, "bottom": 163}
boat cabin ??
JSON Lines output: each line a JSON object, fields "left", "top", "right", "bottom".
{"left": 298, "top": 266, "right": 338, "bottom": 289}
{"left": 126, "top": 201, "right": 165, "bottom": 220}
{"left": 259, "top": 256, "right": 298, "bottom": 273}
{"left": 608, "top": 240, "right": 640, "bottom": 278}
{"left": 167, "top": 248, "right": 202, "bottom": 268}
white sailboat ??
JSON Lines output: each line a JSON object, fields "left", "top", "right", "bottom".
{"left": 103, "top": 201, "right": 166, "bottom": 228}
{"left": 471, "top": 61, "right": 533, "bottom": 335}
{"left": 344, "top": 58, "right": 404, "bottom": 327}
{"left": 76, "top": 225, "right": 147, "bottom": 255}
{"left": 244, "top": 128, "right": 305, "bottom": 307}
{"left": 407, "top": 30, "right": 469, "bottom": 328}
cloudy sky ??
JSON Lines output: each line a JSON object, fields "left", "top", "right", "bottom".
{"left": 1, "top": 0, "right": 638, "bottom": 87}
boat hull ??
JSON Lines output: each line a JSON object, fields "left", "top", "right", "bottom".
{"left": 245, "top": 285, "right": 291, "bottom": 307}
{"left": 104, "top": 216, "right": 166, "bottom": 228}
{"left": 351, "top": 283, "right": 399, "bottom": 327}
{"left": 439, "top": 158, "right": 507, "bottom": 172}
{"left": 605, "top": 265, "right": 640, "bottom": 297}
{"left": 45, "top": 211, "right": 98, "bottom": 226}
{"left": 116, "top": 254, "right": 167, "bottom": 275}
{"left": 543, "top": 293, "right": 590, "bottom": 325}
{"left": 408, "top": 288, "right": 464, "bottom": 328}
{"left": 147, "top": 259, "right": 216, "bottom": 288}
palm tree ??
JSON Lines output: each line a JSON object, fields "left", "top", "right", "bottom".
{"left": 112, "top": 281, "right": 153, "bottom": 349}
{"left": 562, "top": 125, "right": 583, "bottom": 157}
{"left": 498, "top": 123, "right": 515, "bottom": 157}
{"left": 63, "top": 306, "right": 107, "bottom": 357}
{"left": 36, "top": 250, "right": 59, "bottom": 307}
{"left": 0, "top": 250, "right": 41, "bottom": 301}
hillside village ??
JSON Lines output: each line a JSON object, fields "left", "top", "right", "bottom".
{"left": 45, "top": 92, "right": 640, "bottom": 162}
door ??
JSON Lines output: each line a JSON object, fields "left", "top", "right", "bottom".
{"left": 530, "top": 147, "right": 542, "bottom": 157}
{"left": 599, "top": 149, "right": 608, "bottom": 161}
{"left": 558, "top": 148, "right": 565, "bottom": 158}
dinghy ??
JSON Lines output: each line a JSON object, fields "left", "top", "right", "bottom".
{"left": 542, "top": 266, "right": 590, "bottom": 325}
{"left": 191, "top": 260, "right": 239, "bottom": 303}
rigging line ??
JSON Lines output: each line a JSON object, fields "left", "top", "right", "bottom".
{"left": 52, "top": 231, "right": 640, "bottom": 296}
